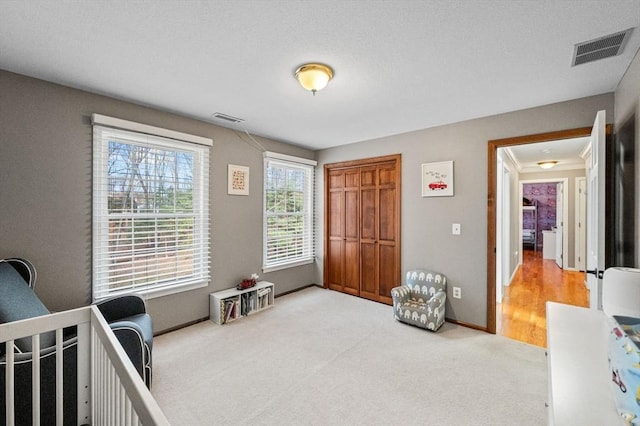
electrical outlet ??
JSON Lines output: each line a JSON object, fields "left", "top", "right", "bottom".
{"left": 452, "top": 223, "right": 461, "bottom": 235}
{"left": 453, "top": 286, "right": 461, "bottom": 299}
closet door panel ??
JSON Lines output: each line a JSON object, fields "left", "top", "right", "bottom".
{"left": 360, "top": 242, "right": 377, "bottom": 300}
{"left": 326, "top": 171, "right": 345, "bottom": 291}
{"left": 328, "top": 169, "right": 345, "bottom": 190}
{"left": 328, "top": 191, "right": 343, "bottom": 237}
{"left": 360, "top": 188, "right": 376, "bottom": 241}
{"left": 379, "top": 187, "right": 396, "bottom": 242}
{"left": 344, "top": 187, "right": 360, "bottom": 295}
{"left": 378, "top": 244, "right": 396, "bottom": 303}
{"left": 345, "top": 190, "right": 359, "bottom": 240}
{"left": 327, "top": 239, "right": 343, "bottom": 291}
{"left": 360, "top": 167, "right": 376, "bottom": 187}
{"left": 344, "top": 168, "right": 360, "bottom": 188}
{"left": 344, "top": 242, "right": 360, "bottom": 295}
{"left": 378, "top": 164, "right": 396, "bottom": 185}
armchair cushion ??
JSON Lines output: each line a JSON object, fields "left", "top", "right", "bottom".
{"left": 392, "top": 269, "right": 447, "bottom": 331}
{"left": 0, "top": 262, "right": 54, "bottom": 352}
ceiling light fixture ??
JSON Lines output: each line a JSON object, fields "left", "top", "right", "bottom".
{"left": 294, "top": 63, "right": 334, "bottom": 95}
{"left": 537, "top": 160, "right": 558, "bottom": 169}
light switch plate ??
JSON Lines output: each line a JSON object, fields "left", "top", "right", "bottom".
{"left": 452, "top": 223, "right": 461, "bottom": 235}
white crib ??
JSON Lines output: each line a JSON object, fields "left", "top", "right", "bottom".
{"left": 1, "top": 306, "right": 169, "bottom": 426}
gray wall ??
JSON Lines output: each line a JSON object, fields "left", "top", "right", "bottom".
{"left": 613, "top": 49, "right": 640, "bottom": 268}
{"left": 315, "top": 93, "right": 614, "bottom": 328}
{"left": 0, "top": 70, "right": 316, "bottom": 333}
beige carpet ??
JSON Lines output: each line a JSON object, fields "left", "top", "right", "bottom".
{"left": 152, "top": 286, "right": 547, "bottom": 425}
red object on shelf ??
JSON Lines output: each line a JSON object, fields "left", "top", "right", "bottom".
{"left": 236, "top": 279, "right": 256, "bottom": 290}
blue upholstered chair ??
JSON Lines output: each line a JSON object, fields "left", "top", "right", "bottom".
{"left": 391, "top": 269, "right": 447, "bottom": 331}
{"left": 94, "top": 294, "right": 154, "bottom": 388}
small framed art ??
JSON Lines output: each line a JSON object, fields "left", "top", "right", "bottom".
{"left": 228, "top": 164, "right": 249, "bottom": 195}
{"left": 421, "top": 161, "right": 454, "bottom": 197}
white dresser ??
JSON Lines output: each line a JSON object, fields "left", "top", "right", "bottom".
{"left": 546, "top": 302, "right": 619, "bottom": 425}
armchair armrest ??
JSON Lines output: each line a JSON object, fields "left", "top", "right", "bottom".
{"left": 108, "top": 320, "right": 147, "bottom": 380}
{"left": 426, "top": 290, "right": 446, "bottom": 320}
{"left": 95, "top": 294, "right": 146, "bottom": 323}
{"left": 427, "top": 290, "right": 446, "bottom": 307}
{"left": 391, "top": 285, "right": 412, "bottom": 305}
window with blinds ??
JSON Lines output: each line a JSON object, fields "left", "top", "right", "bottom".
{"left": 92, "top": 114, "right": 211, "bottom": 301}
{"left": 263, "top": 152, "right": 317, "bottom": 272}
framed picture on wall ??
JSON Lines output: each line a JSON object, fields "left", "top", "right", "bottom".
{"left": 228, "top": 164, "right": 249, "bottom": 195}
{"left": 421, "top": 161, "right": 454, "bottom": 197}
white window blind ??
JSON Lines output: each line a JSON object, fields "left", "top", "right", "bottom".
{"left": 92, "top": 114, "right": 211, "bottom": 300}
{"left": 263, "top": 152, "right": 317, "bottom": 272}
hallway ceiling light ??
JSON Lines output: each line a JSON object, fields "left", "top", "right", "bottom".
{"left": 537, "top": 161, "right": 558, "bottom": 169}
{"left": 294, "top": 63, "right": 334, "bottom": 95}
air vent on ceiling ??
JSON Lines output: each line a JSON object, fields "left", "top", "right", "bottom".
{"left": 572, "top": 28, "right": 633, "bottom": 66}
{"left": 211, "top": 112, "right": 244, "bottom": 123}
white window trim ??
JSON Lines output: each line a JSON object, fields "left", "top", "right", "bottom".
{"left": 262, "top": 152, "right": 317, "bottom": 273}
{"left": 92, "top": 114, "right": 211, "bottom": 301}
{"left": 92, "top": 114, "right": 212, "bottom": 147}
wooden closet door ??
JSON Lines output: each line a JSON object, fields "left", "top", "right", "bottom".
{"left": 343, "top": 169, "right": 360, "bottom": 295}
{"left": 324, "top": 155, "right": 401, "bottom": 305}
{"left": 326, "top": 168, "right": 360, "bottom": 295}
{"left": 359, "top": 166, "right": 378, "bottom": 301}
{"left": 359, "top": 162, "right": 398, "bottom": 304}
{"left": 376, "top": 162, "right": 398, "bottom": 305}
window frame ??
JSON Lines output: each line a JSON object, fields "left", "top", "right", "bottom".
{"left": 92, "top": 114, "right": 211, "bottom": 301}
{"left": 262, "top": 151, "right": 317, "bottom": 273}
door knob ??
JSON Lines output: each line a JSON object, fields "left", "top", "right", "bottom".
{"left": 586, "top": 269, "right": 604, "bottom": 279}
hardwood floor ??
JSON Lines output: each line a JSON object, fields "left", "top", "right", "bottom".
{"left": 497, "top": 248, "right": 589, "bottom": 348}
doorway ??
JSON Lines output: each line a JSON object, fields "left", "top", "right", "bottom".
{"left": 486, "top": 127, "right": 594, "bottom": 335}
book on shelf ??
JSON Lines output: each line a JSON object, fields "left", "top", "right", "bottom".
{"left": 224, "top": 299, "right": 235, "bottom": 323}
{"left": 257, "top": 287, "right": 271, "bottom": 297}
{"left": 241, "top": 293, "right": 248, "bottom": 315}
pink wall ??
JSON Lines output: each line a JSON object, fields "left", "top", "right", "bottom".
{"left": 523, "top": 183, "right": 557, "bottom": 248}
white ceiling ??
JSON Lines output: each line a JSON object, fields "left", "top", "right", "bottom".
{"left": 505, "top": 137, "right": 590, "bottom": 173}
{"left": 1, "top": 0, "right": 639, "bottom": 154}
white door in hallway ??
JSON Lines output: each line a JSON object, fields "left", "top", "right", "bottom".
{"left": 586, "top": 110, "right": 606, "bottom": 310}
{"left": 555, "top": 182, "right": 563, "bottom": 268}
{"left": 575, "top": 177, "right": 587, "bottom": 271}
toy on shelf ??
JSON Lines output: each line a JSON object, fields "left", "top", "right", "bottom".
{"left": 236, "top": 273, "right": 259, "bottom": 290}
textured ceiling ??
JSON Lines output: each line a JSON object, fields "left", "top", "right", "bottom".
{"left": 1, "top": 0, "right": 639, "bottom": 151}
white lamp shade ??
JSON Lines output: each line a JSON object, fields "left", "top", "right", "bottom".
{"left": 537, "top": 161, "right": 558, "bottom": 169}
{"left": 297, "top": 69, "right": 330, "bottom": 91}
{"left": 294, "top": 63, "right": 334, "bottom": 93}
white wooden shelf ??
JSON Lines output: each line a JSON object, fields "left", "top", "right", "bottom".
{"left": 546, "top": 302, "right": 618, "bottom": 425}
{"left": 210, "top": 281, "right": 274, "bottom": 325}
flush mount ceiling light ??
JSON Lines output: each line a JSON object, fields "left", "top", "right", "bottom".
{"left": 537, "top": 160, "right": 558, "bottom": 169}
{"left": 294, "top": 63, "right": 334, "bottom": 95}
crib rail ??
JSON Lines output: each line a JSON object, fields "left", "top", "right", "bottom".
{"left": 1, "top": 306, "right": 168, "bottom": 426}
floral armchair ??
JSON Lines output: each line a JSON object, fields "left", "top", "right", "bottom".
{"left": 391, "top": 269, "right": 447, "bottom": 331}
